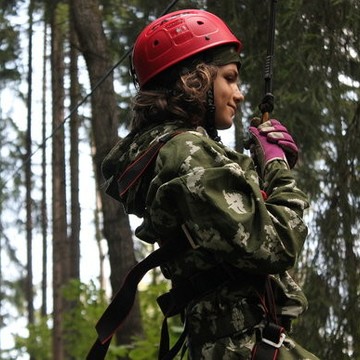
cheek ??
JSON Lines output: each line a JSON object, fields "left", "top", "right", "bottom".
{"left": 213, "top": 84, "right": 226, "bottom": 108}
{"left": 214, "top": 93, "right": 222, "bottom": 110}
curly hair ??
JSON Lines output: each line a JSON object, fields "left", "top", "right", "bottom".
{"left": 130, "top": 63, "right": 218, "bottom": 131}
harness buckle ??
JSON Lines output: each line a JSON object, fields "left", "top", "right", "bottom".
{"left": 262, "top": 332, "right": 286, "bottom": 348}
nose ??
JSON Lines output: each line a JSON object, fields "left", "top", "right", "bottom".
{"left": 234, "top": 85, "right": 244, "bottom": 103}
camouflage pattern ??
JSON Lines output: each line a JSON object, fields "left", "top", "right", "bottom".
{"left": 187, "top": 329, "right": 320, "bottom": 360}
{"left": 102, "top": 121, "right": 319, "bottom": 359}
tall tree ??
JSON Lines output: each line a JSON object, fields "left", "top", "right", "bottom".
{"left": 40, "top": 13, "right": 49, "bottom": 319}
{"left": 50, "top": 2, "right": 69, "bottom": 359}
{"left": 71, "top": 0, "right": 144, "bottom": 354}
{"left": 69, "top": 3, "right": 81, "bottom": 282}
{"left": 25, "top": 0, "right": 35, "bottom": 344}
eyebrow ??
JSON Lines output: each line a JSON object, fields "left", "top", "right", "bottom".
{"left": 225, "top": 68, "right": 239, "bottom": 77}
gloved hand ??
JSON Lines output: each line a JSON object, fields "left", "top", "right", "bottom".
{"left": 248, "top": 118, "right": 298, "bottom": 176}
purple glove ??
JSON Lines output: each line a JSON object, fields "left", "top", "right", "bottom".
{"left": 248, "top": 119, "right": 298, "bottom": 175}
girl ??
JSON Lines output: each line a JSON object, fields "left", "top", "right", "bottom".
{"left": 97, "top": 9, "right": 319, "bottom": 360}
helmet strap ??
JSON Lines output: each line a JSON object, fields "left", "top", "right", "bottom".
{"left": 205, "top": 88, "right": 221, "bottom": 142}
{"left": 129, "top": 54, "right": 140, "bottom": 91}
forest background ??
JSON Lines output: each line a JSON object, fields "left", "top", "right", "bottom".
{"left": 0, "top": 0, "right": 359, "bottom": 359}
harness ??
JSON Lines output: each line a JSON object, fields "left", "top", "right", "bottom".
{"left": 87, "top": 131, "right": 288, "bottom": 360}
{"left": 87, "top": 131, "right": 188, "bottom": 360}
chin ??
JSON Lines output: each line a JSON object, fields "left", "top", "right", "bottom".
{"left": 217, "top": 125, "right": 233, "bottom": 131}
{"left": 218, "top": 121, "right": 233, "bottom": 130}
{"left": 214, "top": 115, "right": 234, "bottom": 130}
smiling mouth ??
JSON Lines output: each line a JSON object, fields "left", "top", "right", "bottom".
{"left": 229, "top": 106, "right": 237, "bottom": 116}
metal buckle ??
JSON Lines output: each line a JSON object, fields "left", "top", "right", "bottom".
{"left": 262, "top": 332, "right": 286, "bottom": 348}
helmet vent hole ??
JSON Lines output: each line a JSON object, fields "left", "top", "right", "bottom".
{"left": 205, "top": 36, "right": 210, "bottom": 41}
{"left": 197, "top": 20, "right": 204, "bottom": 25}
{"left": 153, "top": 40, "right": 160, "bottom": 46}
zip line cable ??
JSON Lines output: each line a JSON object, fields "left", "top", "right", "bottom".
{"left": 1, "top": 0, "right": 180, "bottom": 194}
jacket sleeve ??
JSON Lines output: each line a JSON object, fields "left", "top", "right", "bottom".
{"left": 146, "top": 132, "right": 309, "bottom": 274}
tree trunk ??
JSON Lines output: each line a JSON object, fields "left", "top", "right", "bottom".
{"left": 41, "top": 13, "right": 48, "bottom": 319}
{"left": 50, "top": 3, "right": 69, "bottom": 359}
{"left": 25, "top": 0, "right": 35, "bottom": 343}
{"left": 70, "top": 0, "right": 144, "bottom": 351}
{"left": 69, "top": 9, "right": 80, "bottom": 281}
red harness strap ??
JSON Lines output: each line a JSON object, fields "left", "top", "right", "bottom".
{"left": 251, "top": 277, "right": 286, "bottom": 360}
{"left": 117, "top": 131, "right": 182, "bottom": 198}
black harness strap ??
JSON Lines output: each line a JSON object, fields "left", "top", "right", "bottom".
{"left": 87, "top": 234, "right": 191, "bottom": 360}
{"left": 159, "top": 317, "right": 188, "bottom": 360}
{"left": 251, "top": 322, "right": 285, "bottom": 360}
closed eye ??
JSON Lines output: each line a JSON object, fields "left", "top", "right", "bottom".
{"left": 224, "top": 71, "right": 239, "bottom": 83}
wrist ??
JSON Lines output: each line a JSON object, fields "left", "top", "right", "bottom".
{"left": 263, "top": 159, "right": 290, "bottom": 179}
{"left": 265, "top": 157, "right": 289, "bottom": 171}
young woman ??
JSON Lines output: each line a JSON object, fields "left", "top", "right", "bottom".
{"left": 98, "top": 9, "right": 319, "bottom": 360}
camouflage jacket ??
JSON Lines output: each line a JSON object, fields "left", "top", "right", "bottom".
{"left": 102, "top": 120, "right": 310, "bottom": 353}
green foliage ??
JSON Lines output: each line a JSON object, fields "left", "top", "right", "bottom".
{"left": 14, "top": 315, "right": 52, "bottom": 360}
{"left": 0, "top": 4, "right": 21, "bottom": 83}
{"left": 10, "top": 277, "right": 184, "bottom": 360}
{"left": 62, "top": 279, "right": 109, "bottom": 359}
{"left": 12, "top": 280, "right": 108, "bottom": 360}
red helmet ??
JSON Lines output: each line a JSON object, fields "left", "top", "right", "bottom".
{"left": 132, "top": 9, "right": 243, "bottom": 88}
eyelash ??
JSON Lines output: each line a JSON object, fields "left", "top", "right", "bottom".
{"left": 225, "top": 74, "right": 241, "bottom": 87}
{"left": 225, "top": 75, "right": 235, "bottom": 81}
